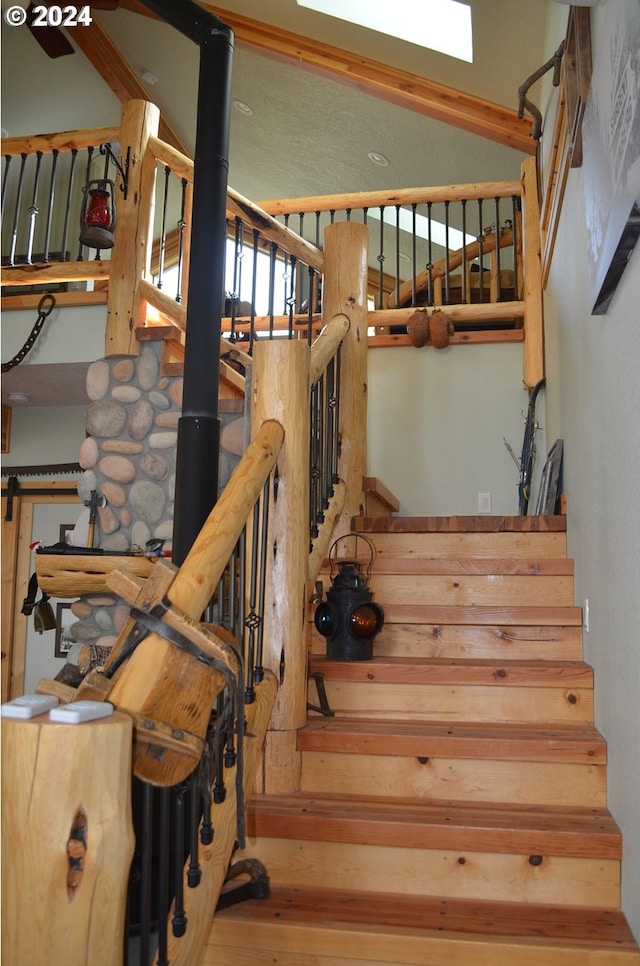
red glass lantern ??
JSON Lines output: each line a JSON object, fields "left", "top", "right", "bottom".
{"left": 79, "top": 179, "right": 117, "bottom": 249}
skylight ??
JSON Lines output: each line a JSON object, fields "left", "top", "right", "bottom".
{"left": 296, "top": 0, "right": 473, "bottom": 63}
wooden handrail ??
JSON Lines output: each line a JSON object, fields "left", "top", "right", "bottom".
{"left": 1, "top": 127, "right": 119, "bottom": 156}
{"left": 309, "top": 313, "right": 351, "bottom": 386}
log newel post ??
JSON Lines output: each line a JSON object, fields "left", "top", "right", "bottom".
{"left": 521, "top": 156, "right": 545, "bottom": 389}
{"left": 323, "top": 221, "right": 370, "bottom": 538}
{"left": 105, "top": 99, "right": 160, "bottom": 357}
{"left": 1, "top": 713, "right": 135, "bottom": 966}
{"left": 251, "top": 339, "right": 310, "bottom": 792}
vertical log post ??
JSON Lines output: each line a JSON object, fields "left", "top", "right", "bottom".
{"left": 105, "top": 99, "right": 160, "bottom": 357}
{"left": 1, "top": 712, "right": 135, "bottom": 966}
{"left": 323, "top": 221, "right": 370, "bottom": 538}
{"left": 521, "top": 156, "right": 545, "bottom": 389}
{"left": 251, "top": 339, "right": 310, "bottom": 793}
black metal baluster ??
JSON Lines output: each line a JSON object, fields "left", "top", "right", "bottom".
{"left": 25, "top": 150, "right": 43, "bottom": 265}
{"left": 477, "top": 197, "right": 485, "bottom": 303}
{"left": 495, "top": 197, "right": 502, "bottom": 301}
{"left": 139, "top": 782, "right": 154, "bottom": 965}
{"left": 77, "top": 146, "right": 94, "bottom": 260}
{"left": 244, "top": 499, "right": 262, "bottom": 702}
{"left": 60, "top": 148, "right": 77, "bottom": 261}
{"left": 411, "top": 203, "right": 417, "bottom": 306}
{"left": 316, "top": 373, "right": 325, "bottom": 522}
{"left": 171, "top": 786, "right": 188, "bottom": 938}
{"left": 287, "top": 254, "right": 297, "bottom": 339}
{"left": 395, "top": 204, "right": 401, "bottom": 300}
{"left": 251, "top": 228, "right": 259, "bottom": 350}
{"left": 8, "top": 153, "right": 27, "bottom": 266}
{"left": 426, "top": 201, "right": 433, "bottom": 306}
{"left": 42, "top": 149, "right": 59, "bottom": 264}
{"left": 461, "top": 199, "right": 468, "bottom": 303}
{"left": 175, "top": 178, "right": 188, "bottom": 304}
{"left": 443, "top": 200, "right": 451, "bottom": 305}
{"left": 229, "top": 216, "right": 243, "bottom": 343}
{"left": 187, "top": 775, "right": 202, "bottom": 888}
{"left": 157, "top": 165, "right": 171, "bottom": 290}
{"left": 268, "top": 241, "right": 277, "bottom": 339}
{"left": 511, "top": 195, "right": 520, "bottom": 296}
{"left": 307, "top": 265, "right": 315, "bottom": 345}
{"left": 346, "top": 207, "right": 351, "bottom": 223}
{"left": 309, "top": 381, "right": 320, "bottom": 539}
{"left": 255, "top": 476, "right": 270, "bottom": 679}
{"left": 377, "top": 205, "right": 385, "bottom": 309}
{"left": 331, "top": 346, "right": 341, "bottom": 485}
{"left": 155, "top": 788, "right": 171, "bottom": 966}
{"left": 213, "top": 693, "right": 227, "bottom": 802}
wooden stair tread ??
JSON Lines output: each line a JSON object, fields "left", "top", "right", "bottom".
{"left": 309, "top": 656, "right": 593, "bottom": 687}
{"left": 354, "top": 515, "right": 567, "bottom": 533}
{"left": 299, "top": 716, "right": 606, "bottom": 762}
{"left": 212, "top": 885, "right": 640, "bottom": 957}
{"left": 248, "top": 793, "right": 622, "bottom": 858}
{"left": 368, "top": 603, "right": 583, "bottom": 624}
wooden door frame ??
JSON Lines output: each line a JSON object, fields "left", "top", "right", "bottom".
{"left": 1, "top": 482, "right": 80, "bottom": 702}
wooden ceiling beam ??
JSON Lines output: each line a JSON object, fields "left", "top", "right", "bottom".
{"left": 115, "top": 1, "right": 535, "bottom": 153}
{"left": 64, "top": 16, "right": 190, "bottom": 156}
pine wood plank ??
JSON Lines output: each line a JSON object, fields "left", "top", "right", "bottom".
{"left": 234, "top": 836, "right": 620, "bottom": 907}
{"left": 298, "top": 717, "right": 606, "bottom": 764}
{"left": 309, "top": 656, "right": 593, "bottom": 688}
{"left": 311, "top": 680, "right": 593, "bottom": 724}
{"left": 369, "top": 530, "right": 567, "bottom": 558}
{"left": 318, "top": 572, "right": 575, "bottom": 606}
{"left": 310, "top": 622, "right": 584, "bottom": 661}
{"left": 299, "top": 751, "right": 606, "bottom": 807}
{"left": 365, "top": 604, "right": 583, "bottom": 625}
{"left": 206, "top": 886, "right": 640, "bottom": 966}
{"left": 247, "top": 793, "right": 621, "bottom": 858}
{"left": 363, "top": 556, "right": 574, "bottom": 575}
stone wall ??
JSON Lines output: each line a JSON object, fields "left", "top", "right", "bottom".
{"left": 65, "top": 339, "right": 245, "bottom": 666}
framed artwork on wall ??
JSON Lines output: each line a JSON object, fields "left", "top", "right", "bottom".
{"left": 582, "top": 0, "right": 640, "bottom": 314}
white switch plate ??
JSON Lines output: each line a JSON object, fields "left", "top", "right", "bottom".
{"left": 478, "top": 492, "right": 492, "bottom": 514}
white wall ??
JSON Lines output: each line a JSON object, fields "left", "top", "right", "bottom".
{"left": 542, "top": 0, "right": 640, "bottom": 941}
{"left": 6, "top": 406, "right": 87, "bottom": 466}
{"left": 368, "top": 342, "right": 540, "bottom": 516}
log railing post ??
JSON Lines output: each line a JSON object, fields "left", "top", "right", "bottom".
{"left": 322, "top": 221, "right": 370, "bottom": 538}
{"left": 251, "top": 338, "right": 311, "bottom": 793}
{"left": 105, "top": 99, "right": 160, "bottom": 357}
{"left": 1, "top": 712, "right": 134, "bottom": 965}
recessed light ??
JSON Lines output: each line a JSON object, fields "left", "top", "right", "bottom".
{"left": 140, "top": 68, "right": 158, "bottom": 85}
{"left": 233, "top": 99, "right": 254, "bottom": 116}
{"left": 7, "top": 392, "right": 29, "bottom": 405}
{"left": 368, "top": 151, "right": 389, "bottom": 167}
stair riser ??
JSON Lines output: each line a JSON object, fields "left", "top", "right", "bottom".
{"left": 310, "top": 623, "right": 584, "bottom": 661}
{"left": 369, "top": 531, "right": 568, "bottom": 559}
{"left": 300, "top": 752, "right": 606, "bottom": 807}
{"left": 312, "top": 682, "right": 593, "bottom": 724}
{"left": 315, "top": 573, "right": 574, "bottom": 607}
{"left": 235, "top": 838, "right": 620, "bottom": 908}
{"left": 206, "top": 929, "right": 640, "bottom": 966}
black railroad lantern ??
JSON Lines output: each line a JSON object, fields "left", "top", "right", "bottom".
{"left": 314, "top": 534, "right": 384, "bottom": 661}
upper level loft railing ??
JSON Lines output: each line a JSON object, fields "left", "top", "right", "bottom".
{"left": 1, "top": 99, "right": 544, "bottom": 387}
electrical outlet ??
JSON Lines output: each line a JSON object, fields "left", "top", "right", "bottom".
{"left": 583, "top": 598, "right": 590, "bottom": 632}
{"left": 478, "top": 492, "right": 492, "bottom": 514}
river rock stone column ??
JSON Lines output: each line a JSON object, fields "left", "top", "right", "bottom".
{"left": 63, "top": 339, "right": 244, "bottom": 665}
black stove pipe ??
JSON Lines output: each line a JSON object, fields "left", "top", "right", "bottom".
{"left": 139, "top": 0, "right": 234, "bottom": 567}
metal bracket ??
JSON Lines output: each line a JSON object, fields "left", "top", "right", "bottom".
{"left": 216, "top": 858, "right": 269, "bottom": 910}
{"left": 307, "top": 671, "right": 335, "bottom": 717}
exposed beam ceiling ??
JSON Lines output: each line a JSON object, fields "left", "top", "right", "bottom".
{"left": 104, "top": 0, "right": 535, "bottom": 154}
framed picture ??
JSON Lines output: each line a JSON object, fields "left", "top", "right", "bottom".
{"left": 55, "top": 603, "right": 75, "bottom": 658}
{"left": 582, "top": 0, "right": 640, "bottom": 314}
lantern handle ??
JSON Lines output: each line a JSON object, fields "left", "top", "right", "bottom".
{"left": 328, "top": 532, "right": 376, "bottom": 582}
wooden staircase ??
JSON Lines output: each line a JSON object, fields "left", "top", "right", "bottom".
{"left": 205, "top": 516, "right": 640, "bottom": 965}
